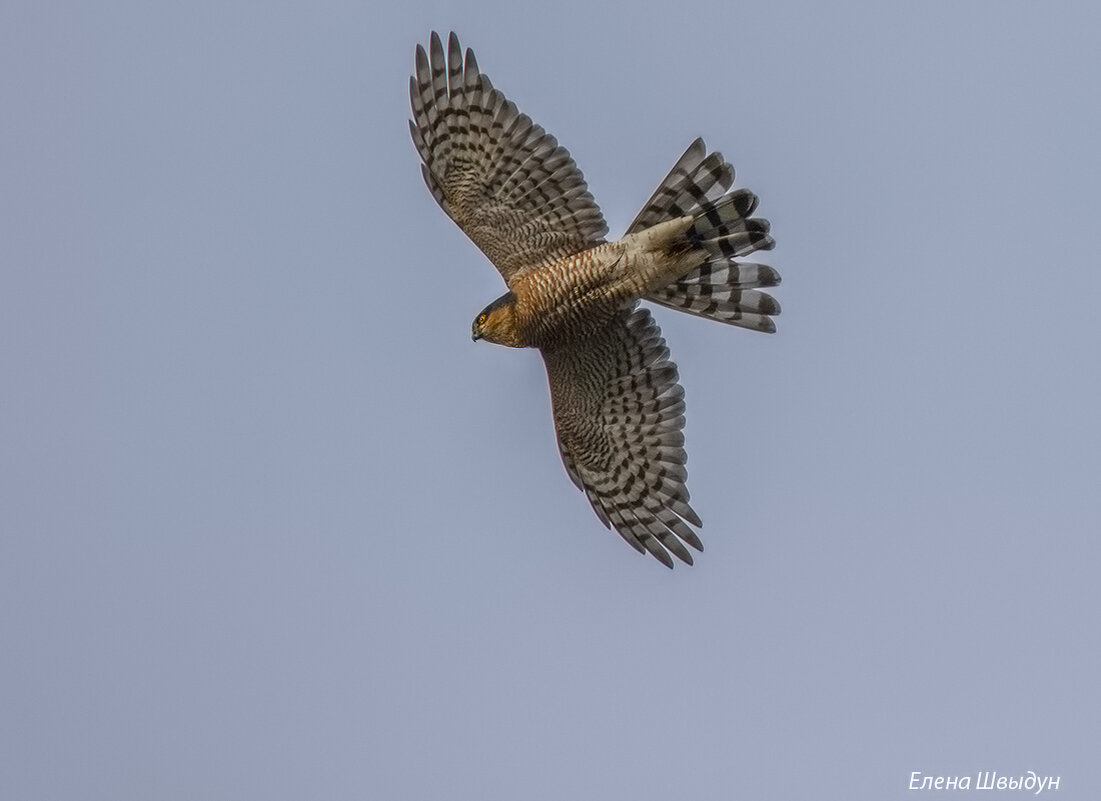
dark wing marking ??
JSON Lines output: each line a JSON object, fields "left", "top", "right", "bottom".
{"left": 542, "top": 306, "right": 702, "bottom": 567}
{"left": 410, "top": 32, "right": 608, "bottom": 285}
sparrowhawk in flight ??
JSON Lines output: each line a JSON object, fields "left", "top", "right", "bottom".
{"left": 409, "top": 32, "right": 780, "bottom": 567}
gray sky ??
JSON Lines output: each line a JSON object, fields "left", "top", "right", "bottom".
{"left": 3, "top": 1, "right": 1099, "bottom": 799}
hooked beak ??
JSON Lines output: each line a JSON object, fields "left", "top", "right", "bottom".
{"left": 472, "top": 330, "right": 482, "bottom": 342}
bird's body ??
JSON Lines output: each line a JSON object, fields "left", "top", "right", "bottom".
{"left": 484, "top": 218, "right": 702, "bottom": 350}
{"left": 410, "top": 32, "right": 780, "bottom": 567}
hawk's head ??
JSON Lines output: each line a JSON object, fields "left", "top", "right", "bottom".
{"left": 472, "top": 291, "right": 522, "bottom": 348}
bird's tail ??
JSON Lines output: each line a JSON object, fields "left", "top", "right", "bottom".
{"left": 630, "top": 139, "right": 781, "bottom": 333}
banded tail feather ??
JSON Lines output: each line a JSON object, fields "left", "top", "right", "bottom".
{"left": 626, "top": 138, "right": 733, "bottom": 235}
{"left": 649, "top": 262, "right": 781, "bottom": 333}
{"left": 638, "top": 139, "right": 781, "bottom": 332}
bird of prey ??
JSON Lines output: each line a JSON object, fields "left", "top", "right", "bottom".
{"left": 409, "top": 32, "right": 779, "bottom": 567}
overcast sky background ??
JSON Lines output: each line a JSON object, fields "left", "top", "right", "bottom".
{"left": 3, "top": 1, "right": 1100, "bottom": 799}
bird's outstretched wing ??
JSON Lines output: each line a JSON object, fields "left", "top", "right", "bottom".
{"left": 542, "top": 307, "right": 702, "bottom": 567}
{"left": 409, "top": 32, "right": 608, "bottom": 285}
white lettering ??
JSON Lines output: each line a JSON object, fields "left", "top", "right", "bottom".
{"left": 912, "top": 769, "right": 1057, "bottom": 792}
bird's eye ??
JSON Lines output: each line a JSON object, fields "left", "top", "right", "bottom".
{"left": 477, "top": 313, "right": 487, "bottom": 325}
